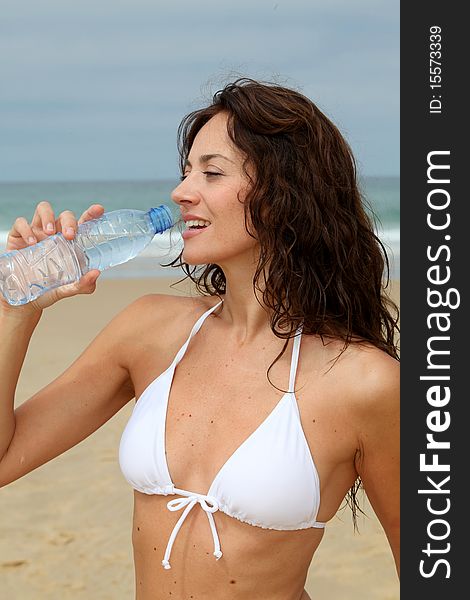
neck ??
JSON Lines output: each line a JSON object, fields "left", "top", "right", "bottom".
{"left": 215, "top": 252, "right": 272, "bottom": 346}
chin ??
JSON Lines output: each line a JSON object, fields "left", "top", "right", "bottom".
{"left": 181, "top": 246, "right": 210, "bottom": 263}
{"left": 182, "top": 251, "right": 220, "bottom": 266}
{"left": 181, "top": 240, "right": 260, "bottom": 269}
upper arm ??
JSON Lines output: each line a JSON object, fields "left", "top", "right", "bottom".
{"left": 355, "top": 354, "right": 400, "bottom": 574}
{"left": 0, "top": 294, "right": 162, "bottom": 487}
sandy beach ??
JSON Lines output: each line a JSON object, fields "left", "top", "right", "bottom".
{"left": 0, "top": 276, "right": 400, "bottom": 600}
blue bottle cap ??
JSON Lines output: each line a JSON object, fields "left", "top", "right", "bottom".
{"left": 148, "top": 205, "right": 174, "bottom": 233}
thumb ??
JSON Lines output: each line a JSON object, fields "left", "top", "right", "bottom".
{"left": 61, "top": 269, "right": 101, "bottom": 297}
{"left": 28, "top": 270, "right": 101, "bottom": 310}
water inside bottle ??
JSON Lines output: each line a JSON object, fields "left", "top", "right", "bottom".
{"left": 80, "top": 232, "right": 152, "bottom": 270}
{"left": 0, "top": 235, "right": 83, "bottom": 305}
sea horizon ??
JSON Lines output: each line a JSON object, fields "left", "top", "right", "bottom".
{"left": 0, "top": 176, "right": 399, "bottom": 280}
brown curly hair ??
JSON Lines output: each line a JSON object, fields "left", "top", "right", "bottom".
{"left": 165, "top": 77, "right": 399, "bottom": 523}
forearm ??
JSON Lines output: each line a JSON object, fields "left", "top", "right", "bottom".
{"left": 0, "top": 309, "right": 42, "bottom": 458}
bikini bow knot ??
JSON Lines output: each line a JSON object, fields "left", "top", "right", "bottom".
{"left": 167, "top": 494, "right": 219, "bottom": 513}
{"left": 162, "top": 492, "right": 222, "bottom": 569}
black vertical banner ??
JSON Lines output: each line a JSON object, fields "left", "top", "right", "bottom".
{"left": 401, "top": 4, "right": 465, "bottom": 598}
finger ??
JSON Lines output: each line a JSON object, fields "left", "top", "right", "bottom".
{"left": 7, "top": 217, "right": 38, "bottom": 249}
{"left": 78, "top": 204, "right": 105, "bottom": 225}
{"left": 56, "top": 209, "right": 79, "bottom": 241}
{"left": 53, "top": 269, "right": 101, "bottom": 302}
{"left": 29, "top": 270, "right": 101, "bottom": 310}
{"left": 73, "top": 269, "right": 101, "bottom": 295}
{"left": 31, "top": 201, "right": 56, "bottom": 235}
{"left": 79, "top": 269, "right": 101, "bottom": 294}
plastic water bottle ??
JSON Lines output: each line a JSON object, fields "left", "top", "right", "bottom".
{"left": 0, "top": 205, "right": 174, "bottom": 306}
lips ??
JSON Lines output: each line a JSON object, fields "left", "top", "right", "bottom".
{"left": 182, "top": 224, "right": 210, "bottom": 240}
{"left": 182, "top": 214, "right": 212, "bottom": 224}
{"left": 185, "top": 219, "right": 211, "bottom": 230}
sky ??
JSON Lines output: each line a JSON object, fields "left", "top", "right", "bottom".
{"left": 0, "top": 0, "right": 399, "bottom": 182}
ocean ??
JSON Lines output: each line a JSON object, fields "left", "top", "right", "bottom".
{"left": 0, "top": 177, "right": 399, "bottom": 279}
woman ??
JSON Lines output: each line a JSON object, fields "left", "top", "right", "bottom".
{"left": 0, "top": 78, "right": 399, "bottom": 599}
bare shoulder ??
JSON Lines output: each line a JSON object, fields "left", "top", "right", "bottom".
{"left": 119, "top": 293, "right": 220, "bottom": 339}
{"left": 329, "top": 342, "right": 400, "bottom": 435}
{"left": 342, "top": 343, "right": 399, "bottom": 400}
{"left": 113, "top": 293, "right": 222, "bottom": 374}
{"left": 306, "top": 338, "right": 399, "bottom": 425}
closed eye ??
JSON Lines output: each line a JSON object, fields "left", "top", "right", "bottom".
{"left": 179, "top": 171, "right": 223, "bottom": 181}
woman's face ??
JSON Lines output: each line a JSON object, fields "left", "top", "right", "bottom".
{"left": 171, "top": 111, "right": 259, "bottom": 267}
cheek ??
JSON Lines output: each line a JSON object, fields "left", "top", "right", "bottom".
{"left": 222, "top": 201, "right": 254, "bottom": 242}
{"left": 222, "top": 221, "right": 258, "bottom": 255}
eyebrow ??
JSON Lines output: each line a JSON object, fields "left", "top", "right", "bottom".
{"left": 184, "top": 153, "right": 235, "bottom": 167}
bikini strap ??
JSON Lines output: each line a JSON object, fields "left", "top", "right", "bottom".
{"left": 173, "top": 300, "right": 223, "bottom": 367}
{"left": 288, "top": 325, "right": 303, "bottom": 394}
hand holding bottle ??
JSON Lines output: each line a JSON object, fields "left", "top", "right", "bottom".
{"left": 0, "top": 202, "right": 104, "bottom": 314}
{"left": 1, "top": 202, "right": 173, "bottom": 311}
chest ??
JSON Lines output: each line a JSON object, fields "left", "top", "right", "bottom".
{"left": 165, "top": 335, "right": 297, "bottom": 492}
{"left": 129, "top": 325, "right": 357, "bottom": 495}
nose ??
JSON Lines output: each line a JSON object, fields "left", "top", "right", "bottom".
{"left": 171, "top": 175, "right": 200, "bottom": 208}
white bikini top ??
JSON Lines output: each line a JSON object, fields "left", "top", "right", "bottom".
{"left": 119, "top": 300, "right": 325, "bottom": 570}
